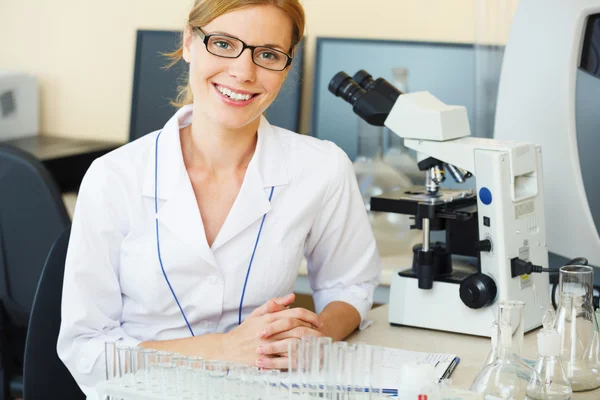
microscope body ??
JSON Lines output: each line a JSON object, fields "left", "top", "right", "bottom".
{"left": 382, "top": 92, "right": 550, "bottom": 336}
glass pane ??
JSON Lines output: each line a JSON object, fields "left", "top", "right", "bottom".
{"left": 207, "top": 36, "right": 242, "bottom": 56}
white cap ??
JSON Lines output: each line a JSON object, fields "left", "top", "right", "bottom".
{"left": 537, "top": 329, "right": 561, "bottom": 356}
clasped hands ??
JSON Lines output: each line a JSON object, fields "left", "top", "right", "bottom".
{"left": 225, "top": 293, "right": 323, "bottom": 369}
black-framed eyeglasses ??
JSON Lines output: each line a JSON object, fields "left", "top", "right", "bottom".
{"left": 195, "top": 27, "right": 292, "bottom": 71}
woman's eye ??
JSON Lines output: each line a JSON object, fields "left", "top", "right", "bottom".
{"left": 215, "top": 41, "right": 230, "bottom": 49}
{"left": 259, "top": 51, "right": 280, "bottom": 60}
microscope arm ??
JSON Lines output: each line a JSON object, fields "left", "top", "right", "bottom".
{"left": 384, "top": 91, "right": 538, "bottom": 184}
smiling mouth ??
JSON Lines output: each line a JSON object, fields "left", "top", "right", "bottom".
{"left": 214, "top": 84, "right": 259, "bottom": 101}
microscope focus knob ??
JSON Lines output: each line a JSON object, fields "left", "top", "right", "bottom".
{"left": 460, "top": 274, "right": 497, "bottom": 309}
{"left": 477, "top": 239, "right": 493, "bottom": 252}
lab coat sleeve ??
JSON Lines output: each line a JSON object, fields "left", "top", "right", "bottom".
{"left": 57, "top": 159, "right": 141, "bottom": 396}
{"left": 305, "top": 144, "right": 382, "bottom": 329}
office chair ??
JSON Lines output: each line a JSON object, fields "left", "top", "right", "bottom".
{"left": 23, "top": 226, "right": 84, "bottom": 399}
{"left": 0, "top": 144, "right": 70, "bottom": 399}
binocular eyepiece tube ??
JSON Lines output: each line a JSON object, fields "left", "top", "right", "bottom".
{"left": 328, "top": 70, "right": 403, "bottom": 126}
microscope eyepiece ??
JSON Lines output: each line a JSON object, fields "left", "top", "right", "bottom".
{"left": 328, "top": 71, "right": 366, "bottom": 107}
{"left": 352, "top": 70, "right": 376, "bottom": 91}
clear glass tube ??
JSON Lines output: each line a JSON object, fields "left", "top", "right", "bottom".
{"left": 263, "top": 369, "right": 282, "bottom": 398}
{"left": 300, "top": 336, "right": 317, "bottom": 396}
{"left": 116, "top": 345, "right": 133, "bottom": 387}
{"left": 241, "top": 366, "right": 261, "bottom": 400}
{"left": 171, "top": 355, "right": 189, "bottom": 396}
{"left": 555, "top": 265, "right": 600, "bottom": 391}
{"left": 287, "top": 338, "right": 302, "bottom": 397}
{"left": 225, "top": 363, "right": 246, "bottom": 400}
{"left": 332, "top": 341, "right": 349, "bottom": 398}
{"left": 130, "top": 347, "right": 146, "bottom": 389}
{"left": 205, "top": 360, "right": 227, "bottom": 400}
{"left": 105, "top": 341, "right": 117, "bottom": 382}
{"left": 188, "top": 356, "right": 206, "bottom": 398}
{"left": 143, "top": 348, "right": 161, "bottom": 393}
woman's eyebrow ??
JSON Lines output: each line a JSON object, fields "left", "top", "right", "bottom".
{"left": 208, "top": 30, "right": 287, "bottom": 51}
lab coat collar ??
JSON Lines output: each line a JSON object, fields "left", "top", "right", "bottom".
{"left": 142, "top": 104, "right": 289, "bottom": 262}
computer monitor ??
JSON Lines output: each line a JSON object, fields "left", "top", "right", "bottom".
{"left": 129, "top": 30, "right": 304, "bottom": 142}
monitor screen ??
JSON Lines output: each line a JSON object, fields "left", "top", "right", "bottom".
{"left": 129, "top": 30, "right": 304, "bottom": 142}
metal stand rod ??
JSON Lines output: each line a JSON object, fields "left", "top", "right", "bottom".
{"left": 422, "top": 217, "right": 430, "bottom": 252}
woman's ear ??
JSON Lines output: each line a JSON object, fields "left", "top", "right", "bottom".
{"left": 182, "top": 25, "right": 194, "bottom": 63}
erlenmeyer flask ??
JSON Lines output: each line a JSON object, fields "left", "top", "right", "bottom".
{"left": 526, "top": 309, "right": 573, "bottom": 400}
{"left": 554, "top": 265, "right": 600, "bottom": 391}
{"left": 470, "top": 300, "right": 543, "bottom": 399}
{"left": 482, "top": 320, "right": 499, "bottom": 368}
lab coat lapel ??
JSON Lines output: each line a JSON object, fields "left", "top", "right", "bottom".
{"left": 142, "top": 105, "right": 219, "bottom": 269}
{"left": 211, "top": 116, "right": 289, "bottom": 251}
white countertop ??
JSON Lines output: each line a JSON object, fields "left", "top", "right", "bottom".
{"left": 348, "top": 304, "right": 600, "bottom": 399}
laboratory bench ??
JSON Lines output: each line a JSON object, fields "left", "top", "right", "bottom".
{"left": 348, "top": 304, "right": 600, "bottom": 399}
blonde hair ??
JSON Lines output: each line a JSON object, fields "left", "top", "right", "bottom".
{"left": 165, "top": 0, "right": 305, "bottom": 107}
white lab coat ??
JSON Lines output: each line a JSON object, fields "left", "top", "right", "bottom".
{"left": 57, "top": 104, "right": 381, "bottom": 399}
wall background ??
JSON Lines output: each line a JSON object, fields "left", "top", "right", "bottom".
{"left": 0, "top": 0, "right": 518, "bottom": 141}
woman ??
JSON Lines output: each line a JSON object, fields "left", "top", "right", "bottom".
{"left": 57, "top": 0, "right": 381, "bottom": 397}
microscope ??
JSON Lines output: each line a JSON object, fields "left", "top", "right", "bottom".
{"left": 329, "top": 71, "right": 550, "bottom": 337}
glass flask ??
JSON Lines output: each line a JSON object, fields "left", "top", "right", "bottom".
{"left": 470, "top": 300, "right": 544, "bottom": 399}
{"left": 482, "top": 320, "right": 499, "bottom": 368}
{"left": 526, "top": 309, "right": 573, "bottom": 400}
{"left": 554, "top": 265, "right": 600, "bottom": 391}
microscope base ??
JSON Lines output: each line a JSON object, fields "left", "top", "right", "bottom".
{"left": 388, "top": 272, "right": 544, "bottom": 337}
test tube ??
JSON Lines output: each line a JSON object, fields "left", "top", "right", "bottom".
{"left": 188, "top": 355, "right": 206, "bottom": 398}
{"left": 317, "top": 337, "right": 333, "bottom": 398}
{"left": 263, "top": 369, "right": 282, "bottom": 398}
{"left": 130, "top": 347, "right": 146, "bottom": 389}
{"left": 351, "top": 343, "right": 371, "bottom": 399}
{"left": 331, "top": 342, "right": 348, "bottom": 397}
{"left": 287, "top": 338, "right": 302, "bottom": 397}
{"left": 205, "top": 360, "right": 227, "bottom": 400}
{"left": 156, "top": 351, "right": 176, "bottom": 396}
{"left": 241, "top": 366, "right": 261, "bottom": 400}
{"left": 225, "top": 363, "right": 246, "bottom": 399}
{"left": 171, "top": 355, "right": 189, "bottom": 396}
{"left": 143, "top": 348, "right": 161, "bottom": 393}
{"left": 116, "top": 345, "right": 133, "bottom": 387}
{"left": 105, "top": 341, "right": 117, "bottom": 382}
{"left": 301, "top": 336, "right": 317, "bottom": 396}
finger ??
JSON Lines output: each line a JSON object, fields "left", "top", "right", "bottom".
{"left": 256, "top": 355, "right": 290, "bottom": 370}
{"left": 257, "top": 338, "right": 297, "bottom": 357}
{"left": 267, "top": 326, "right": 323, "bottom": 342}
{"left": 259, "top": 318, "right": 313, "bottom": 339}
{"left": 249, "top": 294, "right": 295, "bottom": 318}
{"left": 268, "top": 307, "right": 323, "bottom": 329}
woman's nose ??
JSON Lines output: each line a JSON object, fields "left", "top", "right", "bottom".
{"left": 228, "top": 48, "right": 257, "bottom": 82}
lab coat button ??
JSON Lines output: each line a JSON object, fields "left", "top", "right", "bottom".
{"left": 208, "top": 276, "right": 218, "bottom": 284}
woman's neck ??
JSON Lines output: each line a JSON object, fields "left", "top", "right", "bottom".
{"left": 181, "top": 106, "right": 260, "bottom": 176}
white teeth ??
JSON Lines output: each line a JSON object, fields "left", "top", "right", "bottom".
{"left": 216, "top": 85, "right": 252, "bottom": 101}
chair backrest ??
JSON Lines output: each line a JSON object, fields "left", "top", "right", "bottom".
{"left": 23, "top": 226, "right": 84, "bottom": 399}
{"left": 0, "top": 144, "right": 70, "bottom": 327}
